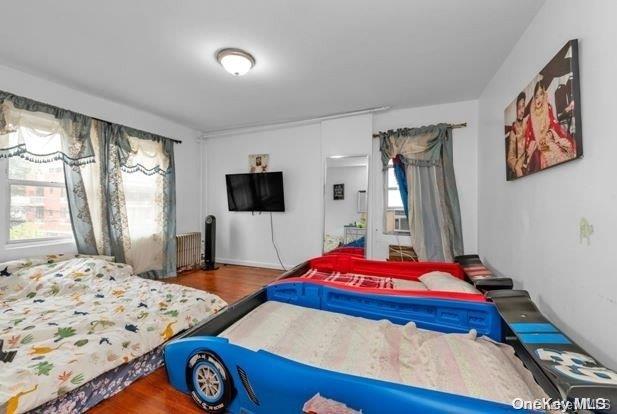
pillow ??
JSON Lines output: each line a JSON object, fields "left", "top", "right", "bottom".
{"left": 392, "top": 279, "right": 428, "bottom": 290}
{"left": 418, "top": 271, "right": 480, "bottom": 294}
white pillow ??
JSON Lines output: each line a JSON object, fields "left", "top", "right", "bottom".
{"left": 392, "top": 279, "right": 428, "bottom": 290}
{"left": 418, "top": 271, "right": 480, "bottom": 294}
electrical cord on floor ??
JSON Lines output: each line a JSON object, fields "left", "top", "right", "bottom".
{"left": 270, "top": 212, "right": 287, "bottom": 271}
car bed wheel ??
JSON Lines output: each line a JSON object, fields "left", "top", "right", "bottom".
{"left": 187, "top": 351, "right": 233, "bottom": 412}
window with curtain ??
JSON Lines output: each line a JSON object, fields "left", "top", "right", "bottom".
{"left": 1, "top": 89, "right": 177, "bottom": 278}
{"left": 384, "top": 160, "right": 410, "bottom": 234}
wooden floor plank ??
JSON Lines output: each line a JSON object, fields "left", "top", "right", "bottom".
{"left": 88, "top": 264, "right": 281, "bottom": 414}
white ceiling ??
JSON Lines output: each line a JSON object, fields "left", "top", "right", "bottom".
{"left": 0, "top": 0, "right": 544, "bottom": 132}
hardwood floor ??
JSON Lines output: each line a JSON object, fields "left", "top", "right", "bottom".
{"left": 88, "top": 264, "right": 281, "bottom": 414}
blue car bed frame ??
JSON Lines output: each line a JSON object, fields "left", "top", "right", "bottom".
{"left": 164, "top": 258, "right": 617, "bottom": 414}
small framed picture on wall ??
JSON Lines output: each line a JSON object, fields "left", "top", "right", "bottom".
{"left": 333, "top": 183, "right": 344, "bottom": 200}
{"left": 249, "top": 154, "right": 269, "bottom": 173}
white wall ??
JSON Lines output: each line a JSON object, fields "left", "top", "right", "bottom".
{"left": 478, "top": 0, "right": 617, "bottom": 368}
{"left": 203, "top": 105, "right": 480, "bottom": 267}
{"left": 203, "top": 123, "right": 323, "bottom": 269}
{"left": 324, "top": 165, "right": 368, "bottom": 238}
{"left": 371, "top": 100, "right": 479, "bottom": 259}
{"left": 0, "top": 64, "right": 202, "bottom": 262}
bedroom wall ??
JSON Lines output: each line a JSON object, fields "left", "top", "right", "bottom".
{"left": 477, "top": 0, "right": 617, "bottom": 368}
{"left": 203, "top": 123, "right": 323, "bottom": 269}
{"left": 203, "top": 106, "right": 480, "bottom": 267}
{"left": 0, "top": 64, "right": 203, "bottom": 262}
{"left": 371, "top": 100, "right": 479, "bottom": 259}
{"left": 203, "top": 113, "right": 374, "bottom": 269}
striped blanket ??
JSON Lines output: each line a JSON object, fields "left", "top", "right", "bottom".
{"left": 301, "top": 269, "right": 394, "bottom": 289}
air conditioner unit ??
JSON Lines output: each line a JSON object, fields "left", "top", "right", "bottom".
{"left": 393, "top": 210, "right": 410, "bottom": 233}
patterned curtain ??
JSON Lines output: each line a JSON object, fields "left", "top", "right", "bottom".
{"left": 64, "top": 120, "right": 177, "bottom": 278}
{"left": 379, "top": 124, "right": 463, "bottom": 262}
{"left": 0, "top": 91, "right": 94, "bottom": 165}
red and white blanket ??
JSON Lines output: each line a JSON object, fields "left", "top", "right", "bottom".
{"left": 301, "top": 269, "right": 394, "bottom": 289}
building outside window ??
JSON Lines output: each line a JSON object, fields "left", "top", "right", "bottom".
{"left": 7, "top": 154, "right": 73, "bottom": 242}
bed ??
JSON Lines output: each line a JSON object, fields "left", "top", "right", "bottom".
{"left": 272, "top": 254, "right": 507, "bottom": 302}
{"left": 164, "top": 257, "right": 617, "bottom": 413}
{"left": 0, "top": 254, "right": 227, "bottom": 414}
{"left": 219, "top": 301, "right": 546, "bottom": 406}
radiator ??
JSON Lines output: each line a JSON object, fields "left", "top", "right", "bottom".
{"left": 176, "top": 232, "right": 201, "bottom": 272}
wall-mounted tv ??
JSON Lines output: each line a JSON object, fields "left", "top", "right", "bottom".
{"left": 226, "top": 172, "right": 285, "bottom": 212}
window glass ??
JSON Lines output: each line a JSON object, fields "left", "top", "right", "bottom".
{"left": 9, "top": 183, "right": 72, "bottom": 241}
{"left": 384, "top": 161, "right": 410, "bottom": 234}
{"left": 387, "top": 189, "right": 404, "bottom": 208}
{"left": 8, "top": 152, "right": 65, "bottom": 183}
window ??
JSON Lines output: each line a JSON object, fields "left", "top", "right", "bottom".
{"left": 8, "top": 157, "right": 73, "bottom": 243}
{"left": 384, "top": 160, "right": 410, "bottom": 234}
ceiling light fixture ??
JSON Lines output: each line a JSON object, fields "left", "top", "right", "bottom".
{"left": 216, "top": 48, "right": 255, "bottom": 76}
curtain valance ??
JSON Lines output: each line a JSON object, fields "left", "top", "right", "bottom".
{"left": 378, "top": 123, "right": 450, "bottom": 168}
{"left": 116, "top": 127, "right": 172, "bottom": 176}
{"left": 0, "top": 93, "right": 94, "bottom": 166}
{"left": 0, "top": 89, "right": 176, "bottom": 174}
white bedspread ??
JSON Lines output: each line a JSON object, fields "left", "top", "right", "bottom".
{"left": 0, "top": 255, "right": 227, "bottom": 414}
{"left": 220, "top": 301, "right": 547, "bottom": 406}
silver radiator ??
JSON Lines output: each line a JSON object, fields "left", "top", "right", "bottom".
{"left": 176, "top": 232, "right": 201, "bottom": 272}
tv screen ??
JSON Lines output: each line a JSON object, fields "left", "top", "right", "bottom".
{"left": 226, "top": 172, "right": 285, "bottom": 212}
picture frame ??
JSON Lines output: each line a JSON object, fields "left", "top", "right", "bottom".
{"left": 333, "top": 183, "right": 344, "bottom": 200}
{"left": 249, "top": 154, "right": 269, "bottom": 173}
{"left": 504, "top": 39, "right": 582, "bottom": 181}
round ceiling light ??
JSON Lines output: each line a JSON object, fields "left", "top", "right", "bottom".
{"left": 216, "top": 48, "right": 255, "bottom": 76}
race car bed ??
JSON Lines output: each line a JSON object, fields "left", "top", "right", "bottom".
{"left": 272, "top": 254, "right": 513, "bottom": 303}
{"left": 0, "top": 254, "right": 227, "bottom": 414}
{"left": 164, "top": 276, "right": 617, "bottom": 413}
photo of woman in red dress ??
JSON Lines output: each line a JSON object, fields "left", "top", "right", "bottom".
{"left": 524, "top": 81, "right": 576, "bottom": 174}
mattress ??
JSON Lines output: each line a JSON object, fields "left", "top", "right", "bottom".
{"left": 0, "top": 255, "right": 227, "bottom": 414}
{"left": 220, "top": 301, "right": 547, "bottom": 406}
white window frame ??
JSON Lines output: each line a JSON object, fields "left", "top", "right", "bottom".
{"left": 6, "top": 162, "right": 73, "bottom": 245}
{"left": 383, "top": 161, "right": 410, "bottom": 235}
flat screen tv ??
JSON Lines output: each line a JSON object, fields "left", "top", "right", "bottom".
{"left": 226, "top": 172, "right": 285, "bottom": 212}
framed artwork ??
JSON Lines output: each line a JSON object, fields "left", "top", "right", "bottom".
{"left": 333, "top": 183, "right": 344, "bottom": 200}
{"left": 504, "top": 39, "right": 582, "bottom": 181}
{"left": 249, "top": 154, "right": 269, "bottom": 173}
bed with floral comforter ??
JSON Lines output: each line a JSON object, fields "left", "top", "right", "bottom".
{"left": 0, "top": 255, "right": 227, "bottom": 414}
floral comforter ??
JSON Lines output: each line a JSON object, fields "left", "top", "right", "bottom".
{"left": 0, "top": 255, "right": 227, "bottom": 414}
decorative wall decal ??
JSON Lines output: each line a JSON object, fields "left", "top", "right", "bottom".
{"left": 579, "top": 217, "right": 593, "bottom": 246}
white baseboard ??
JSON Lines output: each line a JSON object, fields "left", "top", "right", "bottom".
{"left": 215, "top": 257, "right": 290, "bottom": 271}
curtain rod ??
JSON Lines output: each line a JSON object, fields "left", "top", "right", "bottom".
{"left": 91, "top": 117, "right": 183, "bottom": 144}
{"left": 372, "top": 122, "right": 467, "bottom": 138}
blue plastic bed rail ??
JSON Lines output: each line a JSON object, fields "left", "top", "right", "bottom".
{"left": 164, "top": 336, "right": 538, "bottom": 414}
{"left": 266, "top": 282, "right": 502, "bottom": 341}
